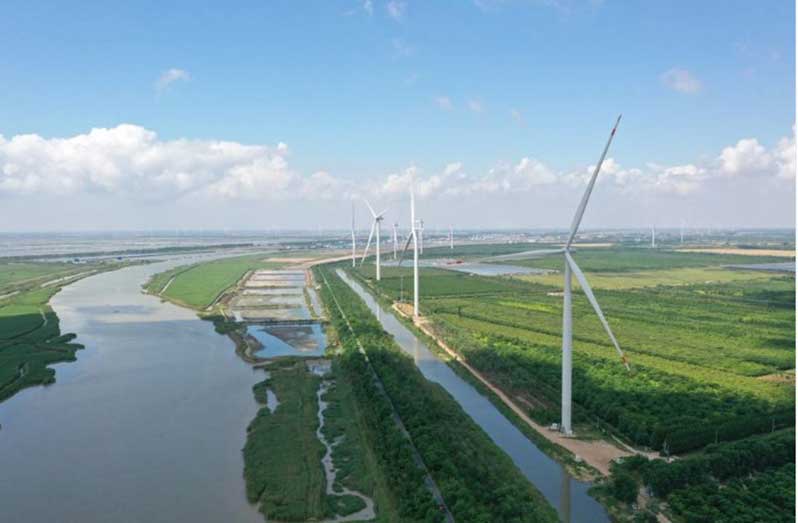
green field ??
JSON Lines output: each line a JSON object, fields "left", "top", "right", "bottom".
{"left": 144, "top": 253, "right": 281, "bottom": 309}
{"left": 356, "top": 246, "right": 795, "bottom": 454}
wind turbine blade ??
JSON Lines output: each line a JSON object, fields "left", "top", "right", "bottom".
{"left": 566, "top": 115, "right": 622, "bottom": 249}
{"left": 565, "top": 252, "right": 630, "bottom": 370}
{"left": 360, "top": 222, "right": 376, "bottom": 265}
{"left": 481, "top": 248, "right": 564, "bottom": 263}
{"left": 365, "top": 200, "right": 377, "bottom": 218}
{"left": 397, "top": 232, "right": 413, "bottom": 267}
{"left": 377, "top": 208, "right": 388, "bottom": 218}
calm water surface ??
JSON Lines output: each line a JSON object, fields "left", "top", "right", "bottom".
{"left": 0, "top": 258, "right": 264, "bottom": 523}
{"left": 337, "top": 269, "right": 609, "bottom": 523}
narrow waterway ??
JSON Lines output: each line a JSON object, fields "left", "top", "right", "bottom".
{"left": 336, "top": 269, "right": 610, "bottom": 523}
{"left": 0, "top": 257, "right": 264, "bottom": 523}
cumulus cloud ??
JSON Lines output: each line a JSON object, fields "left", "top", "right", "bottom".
{"left": 386, "top": 0, "right": 406, "bottom": 20}
{"left": 435, "top": 96, "right": 453, "bottom": 111}
{"left": 0, "top": 124, "right": 792, "bottom": 214}
{"left": 661, "top": 68, "right": 702, "bottom": 94}
{"left": 155, "top": 68, "right": 190, "bottom": 92}
{"left": 467, "top": 99, "right": 484, "bottom": 113}
{"left": 0, "top": 124, "right": 303, "bottom": 201}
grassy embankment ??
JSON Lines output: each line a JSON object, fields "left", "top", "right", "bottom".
{"left": 317, "top": 264, "right": 559, "bottom": 523}
{"left": 143, "top": 253, "right": 282, "bottom": 310}
{"left": 0, "top": 260, "right": 124, "bottom": 403}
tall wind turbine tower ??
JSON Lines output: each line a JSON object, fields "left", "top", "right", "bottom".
{"left": 449, "top": 225, "right": 454, "bottom": 250}
{"left": 419, "top": 219, "right": 425, "bottom": 255}
{"left": 351, "top": 202, "right": 356, "bottom": 268}
{"left": 651, "top": 226, "right": 656, "bottom": 248}
{"left": 393, "top": 222, "right": 399, "bottom": 260}
{"left": 398, "top": 175, "right": 420, "bottom": 318}
{"left": 360, "top": 201, "right": 387, "bottom": 281}
{"left": 485, "top": 115, "right": 629, "bottom": 435}
{"left": 680, "top": 220, "right": 685, "bottom": 245}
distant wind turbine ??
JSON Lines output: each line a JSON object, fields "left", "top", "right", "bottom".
{"left": 398, "top": 175, "right": 420, "bottom": 318}
{"left": 484, "top": 115, "right": 630, "bottom": 435}
{"left": 449, "top": 225, "right": 454, "bottom": 250}
{"left": 360, "top": 200, "right": 387, "bottom": 281}
{"left": 351, "top": 202, "right": 356, "bottom": 268}
{"left": 393, "top": 222, "right": 399, "bottom": 260}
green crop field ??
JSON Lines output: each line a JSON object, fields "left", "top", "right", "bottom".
{"left": 355, "top": 246, "right": 795, "bottom": 455}
{"left": 144, "top": 253, "right": 281, "bottom": 309}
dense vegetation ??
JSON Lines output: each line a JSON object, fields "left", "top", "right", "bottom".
{"left": 318, "top": 264, "right": 559, "bottom": 523}
{"left": 357, "top": 247, "right": 795, "bottom": 454}
{"left": 244, "top": 360, "right": 327, "bottom": 520}
{"left": 244, "top": 359, "right": 376, "bottom": 521}
{"left": 609, "top": 430, "right": 795, "bottom": 522}
{"left": 144, "top": 253, "right": 280, "bottom": 309}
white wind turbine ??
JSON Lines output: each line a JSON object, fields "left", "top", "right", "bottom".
{"left": 393, "top": 222, "right": 399, "bottom": 260}
{"left": 449, "top": 225, "right": 454, "bottom": 250}
{"left": 485, "top": 115, "right": 630, "bottom": 435}
{"left": 351, "top": 202, "right": 356, "bottom": 268}
{"left": 360, "top": 200, "right": 387, "bottom": 281}
{"left": 398, "top": 174, "right": 420, "bottom": 318}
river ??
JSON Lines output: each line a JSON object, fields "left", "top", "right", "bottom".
{"left": 336, "top": 269, "right": 609, "bottom": 523}
{"left": 0, "top": 257, "right": 263, "bottom": 523}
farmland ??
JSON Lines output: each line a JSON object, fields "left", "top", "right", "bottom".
{"left": 355, "top": 246, "right": 794, "bottom": 453}
{"left": 353, "top": 244, "right": 795, "bottom": 520}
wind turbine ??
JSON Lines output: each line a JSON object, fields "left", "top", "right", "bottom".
{"left": 418, "top": 219, "right": 425, "bottom": 255}
{"left": 351, "top": 202, "right": 356, "bottom": 268}
{"left": 398, "top": 175, "right": 420, "bottom": 318}
{"left": 449, "top": 225, "right": 454, "bottom": 250}
{"left": 651, "top": 226, "right": 656, "bottom": 248}
{"left": 360, "top": 201, "right": 387, "bottom": 281}
{"left": 393, "top": 222, "right": 399, "bottom": 260}
{"left": 484, "top": 115, "right": 629, "bottom": 435}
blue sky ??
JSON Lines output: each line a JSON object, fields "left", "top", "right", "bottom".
{"left": 0, "top": 1, "right": 794, "bottom": 230}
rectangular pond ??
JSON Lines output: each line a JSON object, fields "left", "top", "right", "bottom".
{"left": 247, "top": 324, "right": 327, "bottom": 358}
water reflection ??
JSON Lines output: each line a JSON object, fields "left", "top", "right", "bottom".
{"left": 336, "top": 269, "right": 608, "bottom": 523}
{"left": 0, "top": 259, "right": 264, "bottom": 523}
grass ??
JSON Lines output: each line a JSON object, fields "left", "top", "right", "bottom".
{"left": 516, "top": 266, "right": 782, "bottom": 289}
{"left": 145, "top": 253, "right": 281, "bottom": 309}
{"left": 504, "top": 246, "right": 793, "bottom": 273}
{"left": 244, "top": 360, "right": 327, "bottom": 521}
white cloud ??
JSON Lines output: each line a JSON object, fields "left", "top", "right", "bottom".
{"left": 467, "top": 99, "right": 483, "bottom": 113}
{"left": 155, "top": 68, "right": 190, "bottom": 92}
{"left": 511, "top": 108, "right": 524, "bottom": 125}
{"left": 435, "top": 96, "right": 453, "bottom": 111}
{"left": 661, "top": 68, "right": 702, "bottom": 94}
{"left": 363, "top": 0, "right": 374, "bottom": 15}
{"left": 386, "top": 0, "right": 406, "bottom": 20}
{"left": 0, "top": 124, "right": 792, "bottom": 227}
{"left": 392, "top": 38, "right": 413, "bottom": 57}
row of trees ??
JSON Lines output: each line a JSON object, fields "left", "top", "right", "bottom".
{"left": 319, "top": 270, "right": 442, "bottom": 522}
{"left": 319, "top": 266, "right": 559, "bottom": 523}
